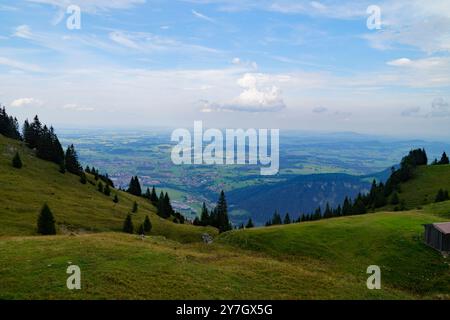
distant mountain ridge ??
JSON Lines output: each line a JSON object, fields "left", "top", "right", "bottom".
{"left": 228, "top": 168, "right": 394, "bottom": 225}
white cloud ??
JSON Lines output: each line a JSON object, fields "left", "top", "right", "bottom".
{"left": 364, "top": 1, "right": 450, "bottom": 54}
{"left": 0, "top": 57, "right": 44, "bottom": 73}
{"left": 201, "top": 73, "right": 286, "bottom": 112}
{"left": 387, "top": 57, "right": 449, "bottom": 69}
{"left": 108, "top": 30, "right": 221, "bottom": 54}
{"left": 11, "top": 98, "right": 43, "bottom": 108}
{"left": 387, "top": 58, "right": 412, "bottom": 67}
{"left": 400, "top": 98, "right": 450, "bottom": 118}
{"left": 0, "top": 4, "right": 18, "bottom": 11}
{"left": 62, "top": 103, "right": 94, "bottom": 112}
{"left": 429, "top": 98, "right": 450, "bottom": 118}
{"left": 109, "top": 31, "right": 140, "bottom": 49}
{"left": 14, "top": 25, "right": 32, "bottom": 39}
{"left": 27, "top": 0, "right": 146, "bottom": 13}
{"left": 231, "top": 57, "right": 258, "bottom": 70}
{"left": 192, "top": 9, "right": 215, "bottom": 23}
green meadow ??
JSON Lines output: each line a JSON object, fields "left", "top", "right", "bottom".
{"left": 0, "top": 135, "right": 449, "bottom": 299}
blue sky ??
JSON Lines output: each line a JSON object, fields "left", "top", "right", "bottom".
{"left": 1, "top": 0, "right": 450, "bottom": 138}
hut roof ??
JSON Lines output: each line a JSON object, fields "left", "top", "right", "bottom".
{"left": 433, "top": 222, "right": 450, "bottom": 235}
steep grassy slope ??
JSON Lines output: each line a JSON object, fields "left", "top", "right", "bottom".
{"left": 0, "top": 135, "right": 216, "bottom": 242}
{"left": 386, "top": 164, "right": 450, "bottom": 210}
{"left": 219, "top": 209, "right": 450, "bottom": 298}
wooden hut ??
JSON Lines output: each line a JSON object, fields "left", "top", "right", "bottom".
{"left": 424, "top": 222, "right": 450, "bottom": 252}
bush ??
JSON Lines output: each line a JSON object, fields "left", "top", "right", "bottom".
{"left": 12, "top": 152, "right": 22, "bottom": 169}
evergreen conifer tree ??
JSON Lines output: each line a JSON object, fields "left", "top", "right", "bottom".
{"left": 439, "top": 152, "right": 449, "bottom": 165}
{"left": 215, "top": 191, "right": 231, "bottom": 233}
{"left": 122, "top": 214, "right": 134, "bottom": 234}
{"left": 132, "top": 201, "right": 138, "bottom": 213}
{"left": 245, "top": 218, "right": 254, "bottom": 228}
{"left": 80, "top": 172, "right": 87, "bottom": 184}
{"left": 104, "top": 184, "right": 111, "bottom": 196}
{"left": 65, "top": 144, "right": 82, "bottom": 175}
{"left": 37, "top": 204, "right": 56, "bottom": 235}
{"left": 284, "top": 213, "right": 291, "bottom": 224}
{"left": 98, "top": 181, "right": 104, "bottom": 193}
{"left": 200, "top": 202, "right": 210, "bottom": 226}
{"left": 143, "top": 215, "right": 152, "bottom": 233}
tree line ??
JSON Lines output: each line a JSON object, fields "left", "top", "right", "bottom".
{"left": 193, "top": 191, "right": 232, "bottom": 233}
{"left": 125, "top": 176, "right": 186, "bottom": 224}
{"left": 265, "top": 148, "right": 450, "bottom": 226}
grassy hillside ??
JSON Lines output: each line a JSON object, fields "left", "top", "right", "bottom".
{"left": 0, "top": 135, "right": 216, "bottom": 243}
{"left": 219, "top": 209, "right": 450, "bottom": 298}
{"left": 1, "top": 134, "right": 449, "bottom": 299}
{"left": 0, "top": 231, "right": 423, "bottom": 299}
{"left": 384, "top": 164, "right": 450, "bottom": 211}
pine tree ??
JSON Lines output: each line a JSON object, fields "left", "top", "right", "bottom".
{"left": 323, "top": 203, "right": 332, "bottom": 218}
{"left": 0, "top": 107, "right": 21, "bottom": 140}
{"left": 132, "top": 201, "right": 138, "bottom": 213}
{"left": 200, "top": 202, "right": 210, "bottom": 226}
{"left": 215, "top": 191, "right": 232, "bottom": 233}
{"left": 137, "top": 224, "right": 145, "bottom": 235}
{"left": 80, "top": 172, "right": 87, "bottom": 184}
{"left": 390, "top": 192, "right": 400, "bottom": 205}
{"left": 313, "top": 207, "right": 322, "bottom": 220}
{"left": 24, "top": 115, "right": 42, "bottom": 149}
{"left": 157, "top": 191, "right": 166, "bottom": 218}
{"left": 150, "top": 186, "right": 158, "bottom": 205}
{"left": 164, "top": 193, "right": 174, "bottom": 217}
{"left": 96, "top": 182, "right": 103, "bottom": 194}
{"left": 113, "top": 194, "right": 119, "bottom": 203}
{"left": 342, "top": 197, "right": 352, "bottom": 215}
{"left": 193, "top": 217, "right": 201, "bottom": 226}
{"left": 122, "top": 214, "right": 134, "bottom": 234}
{"left": 271, "top": 211, "right": 282, "bottom": 225}
{"left": 245, "top": 218, "right": 254, "bottom": 228}
{"left": 59, "top": 161, "right": 66, "bottom": 174}
{"left": 283, "top": 213, "right": 291, "bottom": 224}
{"left": 353, "top": 198, "right": 367, "bottom": 214}
{"left": 127, "top": 176, "right": 142, "bottom": 196}
{"left": 144, "top": 187, "right": 151, "bottom": 200}
{"left": 175, "top": 212, "right": 185, "bottom": 224}
{"left": 12, "top": 152, "right": 22, "bottom": 168}
{"left": 439, "top": 152, "right": 450, "bottom": 165}
{"left": 143, "top": 215, "right": 152, "bottom": 233}
{"left": 37, "top": 204, "right": 56, "bottom": 235}
{"left": 104, "top": 184, "right": 111, "bottom": 196}
{"left": 65, "top": 144, "right": 82, "bottom": 175}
